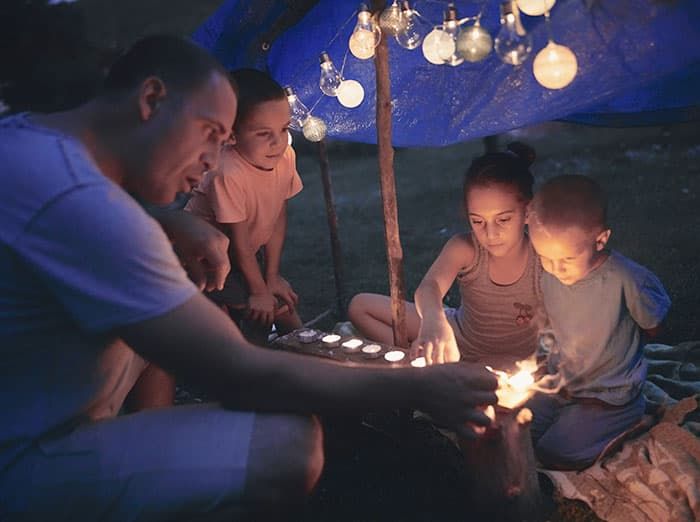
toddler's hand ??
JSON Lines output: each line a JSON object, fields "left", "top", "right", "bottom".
{"left": 267, "top": 276, "right": 299, "bottom": 313}
{"left": 247, "top": 292, "right": 276, "bottom": 326}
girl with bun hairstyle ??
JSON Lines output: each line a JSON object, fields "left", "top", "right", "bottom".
{"left": 349, "top": 142, "right": 544, "bottom": 370}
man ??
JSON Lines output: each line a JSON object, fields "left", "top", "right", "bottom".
{"left": 0, "top": 35, "right": 496, "bottom": 521}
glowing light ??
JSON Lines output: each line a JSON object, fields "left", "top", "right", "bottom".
{"left": 379, "top": 0, "right": 405, "bottom": 36}
{"left": 456, "top": 22, "right": 493, "bottom": 63}
{"left": 302, "top": 116, "right": 327, "bottom": 142}
{"left": 533, "top": 41, "right": 577, "bottom": 89}
{"left": 410, "top": 356, "right": 426, "bottom": 368}
{"left": 321, "top": 333, "right": 340, "bottom": 346}
{"left": 486, "top": 358, "right": 538, "bottom": 409}
{"left": 337, "top": 79, "right": 365, "bottom": 108}
{"left": 342, "top": 338, "right": 364, "bottom": 350}
{"left": 516, "top": 0, "right": 556, "bottom": 17}
{"left": 384, "top": 350, "right": 406, "bottom": 362}
{"left": 349, "top": 5, "right": 381, "bottom": 60}
{"left": 422, "top": 27, "right": 455, "bottom": 65}
{"left": 297, "top": 329, "right": 317, "bottom": 343}
{"left": 362, "top": 344, "right": 382, "bottom": 354}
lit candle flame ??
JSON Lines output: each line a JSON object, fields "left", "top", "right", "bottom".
{"left": 486, "top": 358, "right": 537, "bottom": 410}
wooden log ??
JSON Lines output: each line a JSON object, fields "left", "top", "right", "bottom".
{"left": 459, "top": 407, "right": 542, "bottom": 521}
{"left": 371, "top": 0, "right": 408, "bottom": 348}
{"left": 316, "top": 138, "right": 346, "bottom": 318}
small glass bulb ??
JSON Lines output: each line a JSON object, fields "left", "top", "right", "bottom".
{"left": 284, "top": 86, "right": 310, "bottom": 131}
{"left": 533, "top": 41, "right": 577, "bottom": 89}
{"left": 318, "top": 52, "right": 343, "bottom": 96}
{"left": 302, "top": 115, "right": 327, "bottom": 142}
{"left": 456, "top": 22, "right": 493, "bottom": 63}
{"left": 349, "top": 5, "right": 381, "bottom": 60}
{"left": 379, "top": 0, "right": 405, "bottom": 36}
{"left": 422, "top": 26, "right": 455, "bottom": 65}
{"left": 441, "top": 8, "right": 463, "bottom": 67}
{"left": 336, "top": 79, "right": 365, "bottom": 108}
{"left": 495, "top": 1, "right": 532, "bottom": 65}
{"left": 516, "top": 0, "right": 556, "bottom": 17}
{"left": 395, "top": 1, "right": 428, "bottom": 50}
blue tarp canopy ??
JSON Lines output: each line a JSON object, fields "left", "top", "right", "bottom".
{"left": 194, "top": 0, "right": 700, "bottom": 147}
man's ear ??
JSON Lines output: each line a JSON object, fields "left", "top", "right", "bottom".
{"left": 138, "top": 76, "right": 168, "bottom": 121}
{"left": 595, "top": 228, "right": 611, "bottom": 251}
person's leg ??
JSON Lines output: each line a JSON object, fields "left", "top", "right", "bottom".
{"left": 0, "top": 404, "right": 323, "bottom": 522}
{"left": 124, "top": 363, "right": 176, "bottom": 411}
{"left": 533, "top": 394, "right": 645, "bottom": 470}
{"left": 347, "top": 293, "right": 420, "bottom": 345}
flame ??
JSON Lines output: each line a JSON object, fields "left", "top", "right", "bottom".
{"left": 486, "top": 358, "right": 537, "bottom": 410}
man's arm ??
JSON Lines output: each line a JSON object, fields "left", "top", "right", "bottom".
{"left": 117, "top": 293, "right": 497, "bottom": 438}
{"left": 147, "top": 206, "right": 230, "bottom": 292}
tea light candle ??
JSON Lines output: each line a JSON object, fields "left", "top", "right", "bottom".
{"left": 361, "top": 344, "right": 383, "bottom": 359}
{"left": 410, "top": 356, "right": 426, "bottom": 368}
{"left": 342, "top": 338, "right": 363, "bottom": 352}
{"left": 321, "top": 334, "right": 341, "bottom": 348}
{"left": 297, "top": 329, "right": 317, "bottom": 344}
{"left": 384, "top": 350, "right": 405, "bottom": 363}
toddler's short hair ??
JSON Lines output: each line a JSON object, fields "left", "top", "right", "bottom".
{"left": 530, "top": 175, "right": 608, "bottom": 234}
{"left": 229, "top": 68, "right": 286, "bottom": 128}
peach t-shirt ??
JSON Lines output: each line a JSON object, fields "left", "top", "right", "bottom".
{"left": 186, "top": 145, "right": 303, "bottom": 252}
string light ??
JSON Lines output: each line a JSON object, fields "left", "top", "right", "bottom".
{"left": 495, "top": 0, "right": 532, "bottom": 66}
{"left": 349, "top": 3, "right": 381, "bottom": 60}
{"left": 379, "top": 0, "right": 405, "bottom": 37}
{"left": 517, "top": 0, "right": 556, "bottom": 17}
{"left": 319, "top": 52, "right": 343, "bottom": 96}
{"left": 456, "top": 18, "right": 493, "bottom": 63}
{"left": 302, "top": 115, "right": 327, "bottom": 142}
{"left": 337, "top": 79, "right": 365, "bottom": 108}
{"left": 284, "top": 86, "right": 310, "bottom": 131}
{"left": 440, "top": 4, "right": 464, "bottom": 67}
{"left": 533, "top": 9, "right": 577, "bottom": 89}
{"left": 395, "top": 1, "right": 429, "bottom": 50}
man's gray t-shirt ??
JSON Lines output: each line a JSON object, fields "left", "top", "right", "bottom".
{"left": 542, "top": 251, "right": 670, "bottom": 405}
{"left": 0, "top": 114, "right": 197, "bottom": 469}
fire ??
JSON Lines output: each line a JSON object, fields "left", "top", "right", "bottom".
{"left": 486, "top": 358, "right": 537, "bottom": 410}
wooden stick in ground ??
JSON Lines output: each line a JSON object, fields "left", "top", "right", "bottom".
{"left": 459, "top": 407, "right": 542, "bottom": 521}
{"left": 316, "top": 139, "right": 346, "bottom": 318}
{"left": 371, "top": 0, "right": 408, "bottom": 348}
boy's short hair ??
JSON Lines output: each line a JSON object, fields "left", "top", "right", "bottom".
{"left": 103, "top": 34, "right": 232, "bottom": 98}
{"left": 229, "top": 68, "right": 286, "bottom": 128}
{"left": 531, "top": 175, "right": 608, "bottom": 234}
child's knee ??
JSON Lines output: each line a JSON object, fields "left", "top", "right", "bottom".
{"left": 348, "top": 293, "right": 370, "bottom": 323}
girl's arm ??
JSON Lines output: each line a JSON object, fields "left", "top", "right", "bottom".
{"left": 414, "top": 233, "right": 476, "bottom": 364}
{"left": 263, "top": 202, "right": 298, "bottom": 311}
{"left": 229, "top": 221, "right": 276, "bottom": 326}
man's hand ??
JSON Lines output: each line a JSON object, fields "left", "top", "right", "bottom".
{"left": 156, "top": 210, "right": 231, "bottom": 292}
{"left": 419, "top": 363, "right": 498, "bottom": 439}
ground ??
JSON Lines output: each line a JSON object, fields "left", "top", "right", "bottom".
{"left": 73, "top": 1, "right": 700, "bottom": 520}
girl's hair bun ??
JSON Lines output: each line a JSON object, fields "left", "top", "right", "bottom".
{"left": 507, "top": 141, "right": 536, "bottom": 167}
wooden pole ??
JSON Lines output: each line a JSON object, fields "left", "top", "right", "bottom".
{"left": 316, "top": 139, "right": 346, "bottom": 318}
{"left": 371, "top": 0, "right": 408, "bottom": 348}
{"left": 459, "top": 407, "right": 542, "bottom": 521}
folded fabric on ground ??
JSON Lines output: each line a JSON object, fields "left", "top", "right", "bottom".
{"left": 542, "top": 341, "right": 700, "bottom": 522}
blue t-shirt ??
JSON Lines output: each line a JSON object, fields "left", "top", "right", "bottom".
{"left": 0, "top": 114, "right": 197, "bottom": 469}
{"left": 542, "top": 250, "right": 671, "bottom": 405}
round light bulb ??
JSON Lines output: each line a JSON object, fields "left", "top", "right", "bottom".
{"left": 302, "top": 116, "right": 327, "bottom": 142}
{"left": 533, "top": 41, "right": 577, "bottom": 89}
{"left": 516, "top": 0, "right": 556, "bottom": 17}
{"left": 349, "top": 27, "right": 377, "bottom": 59}
{"left": 379, "top": 0, "right": 405, "bottom": 36}
{"left": 456, "top": 23, "right": 493, "bottom": 63}
{"left": 337, "top": 79, "right": 365, "bottom": 108}
{"left": 422, "top": 27, "right": 455, "bottom": 65}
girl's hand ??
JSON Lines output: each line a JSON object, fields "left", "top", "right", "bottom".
{"left": 267, "top": 275, "right": 299, "bottom": 313}
{"left": 247, "top": 292, "right": 276, "bottom": 326}
{"left": 412, "top": 316, "right": 460, "bottom": 365}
